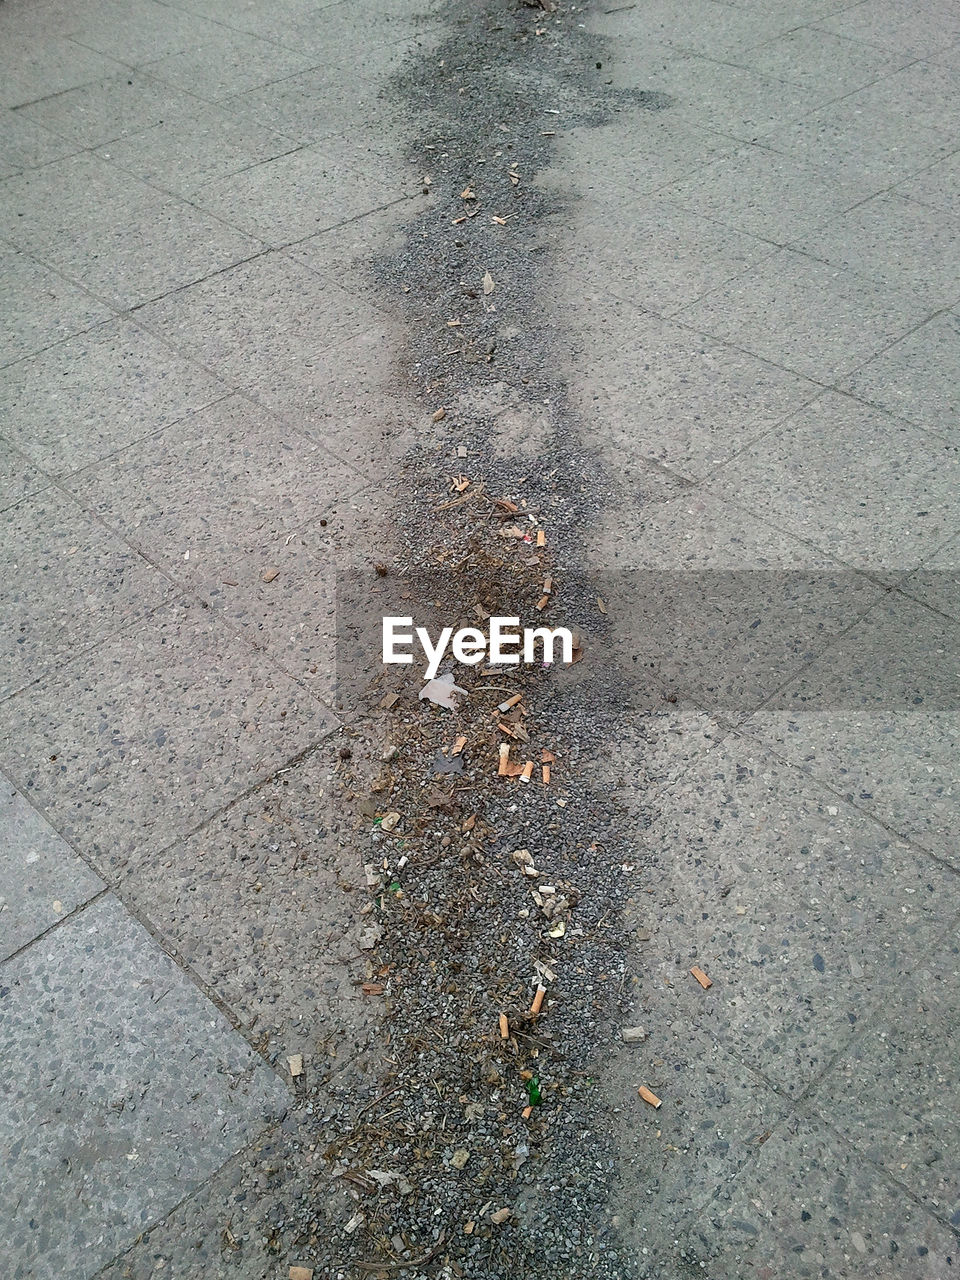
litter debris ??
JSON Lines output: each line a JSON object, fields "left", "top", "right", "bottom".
{"left": 536, "top": 529, "right": 546, "bottom": 548}
{"left": 690, "top": 966, "right": 713, "bottom": 990}
{"left": 289, "top": 1267, "right": 314, "bottom": 1280}
{"left": 450, "top": 1148, "right": 470, "bottom": 1169}
{"left": 483, "top": 270, "right": 495, "bottom": 295}
{"left": 499, "top": 1013, "right": 510, "bottom": 1039}
{"left": 519, "top": 760, "right": 534, "bottom": 783}
{"left": 490, "top": 1207, "right": 512, "bottom": 1225}
{"left": 622, "top": 1027, "right": 648, "bottom": 1044}
{"left": 287, "top": 1054, "right": 303, "bottom": 1079}
{"left": 379, "top": 811, "right": 402, "bottom": 831}
{"left": 498, "top": 693, "right": 523, "bottom": 713}
{"left": 432, "top": 407, "right": 446, "bottom": 422}
{"left": 452, "top": 735, "right": 467, "bottom": 756}
{"left": 261, "top": 566, "right": 280, "bottom": 583}
{"left": 419, "top": 672, "right": 467, "bottom": 710}
{"left": 638, "top": 1086, "right": 662, "bottom": 1109}
{"left": 530, "top": 985, "right": 546, "bottom": 1015}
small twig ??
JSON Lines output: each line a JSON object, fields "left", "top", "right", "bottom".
{"left": 353, "top": 1232, "right": 447, "bottom": 1273}
{"left": 355, "top": 1084, "right": 401, "bottom": 1119}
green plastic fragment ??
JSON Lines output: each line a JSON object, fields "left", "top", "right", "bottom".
{"left": 526, "top": 1076, "right": 542, "bottom": 1106}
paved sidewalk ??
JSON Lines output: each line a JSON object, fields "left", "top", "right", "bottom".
{"left": 1, "top": 0, "right": 959, "bottom": 1276}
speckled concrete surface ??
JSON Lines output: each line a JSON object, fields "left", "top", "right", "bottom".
{"left": 2, "top": 0, "right": 960, "bottom": 1275}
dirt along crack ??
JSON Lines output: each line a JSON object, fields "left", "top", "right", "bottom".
{"left": 303, "top": 3, "right": 672, "bottom": 1276}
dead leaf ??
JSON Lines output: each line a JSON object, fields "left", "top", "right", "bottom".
{"left": 432, "top": 407, "right": 446, "bottom": 422}
{"left": 482, "top": 270, "right": 495, "bottom": 295}
{"left": 597, "top": 596, "right": 607, "bottom": 614}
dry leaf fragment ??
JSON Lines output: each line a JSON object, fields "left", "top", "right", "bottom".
{"left": 490, "top": 1208, "right": 512, "bottom": 1225}
{"left": 451, "top": 473, "right": 471, "bottom": 492}
{"left": 597, "top": 596, "right": 607, "bottom": 614}
{"left": 452, "top": 735, "right": 467, "bottom": 756}
{"left": 261, "top": 566, "right": 280, "bottom": 582}
{"left": 492, "top": 215, "right": 507, "bottom": 225}
{"left": 432, "top": 407, "right": 446, "bottom": 422}
{"left": 483, "top": 270, "right": 495, "bottom": 295}
{"left": 461, "top": 185, "right": 476, "bottom": 200}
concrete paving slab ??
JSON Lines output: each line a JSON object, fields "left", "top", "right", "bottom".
{"left": 554, "top": 118, "right": 736, "bottom": 200}
{"left": 0, "top": 784, "right": 103, "bottom": 960}
{"left": 625, "top": 736, "right": 957, "bottom": 1098}
{"left": 660, "top": 145, "right": 872, "bottom": 243}
{"left": 592, "top": 0, "right": 796, "bottom": 58}
{"left": 95, "top": 103, "right": 300, "bottom": 198}
{"left": 761, "top": 97, "right": 957, "bottom": 185}
{"left": 794, "top": 193, "right": 960, "bottom": 309}
{"left": 742, "top": 594, "right": 960, "bottom": 866}
{"left": 119, "top": 748, "right": 372, "bottom": 1057}
{"left": 605, "top": 1029, "right": 789, "bottom": 1254}
{"left": 61, "top": 0, "right": 224, "bottom": 64}
{"left": 814, "top": 924, "right": 960, "bottom": 1227}
{"left": 0, "top": 109, "right": 79, "bottom": 179}
{"left": 0, "top": 318, "right": 228, "bottom": 476}
{"left": 898, "top": 537, "right": 960, "bottom": 622}
{"left": 142, "top": 28, "right": 317, "bottom": 102}
{"left": 14, "top": 72, "right": 197, "bottom": 151}
{"left": 0, "top": 599, "right": 336, "bottom": 877}
{"left": 731, "top": 24, "right": 914, "bottom": 95}
{"left": 680, "top": 1112, "right": 959, "bottom": 1278}
{"left": 192, "top": 140, "right": 415, "bottom": 246}
{"left": 133, "top": 251, "right": 376, "bottom": 389}
{"left": 681, "top": 252, "right": 931, "bottom": 383}
{"left": 566, "top": 307, "right": 820, "bottom": 481}
{"left": 551, "top": 196, "right": 776, "bottom": 318}
{"left": 815, "top": 0, "right": 960, "bottom": 56}
{"left": 0, "top": 893, "right": 287, "bottom": 1280}
{"left": 64, "top": 394, "right": 369, "bottom": 585}
{"left": 0, "top": 250, "right": 112, "bottom": 368}
{"left": 706, "top": 393, "right": 960, "bottom": 571}
{"left": 0, "top": 153, "right": 264, "bottom": 309}
{"left": 897, "top": 148, "right": 960, "bottom": 215}
{"left": 0, "top": 31, "right": 124, "bottom": 108}
{"left": 0, "top": 440, "right": 48, "bottom": 513}
{"left": 840, "top": 310, "right": 960, "bottom": 439}
{"left": 0, "top": 487, "right": 176, "bottom": 698}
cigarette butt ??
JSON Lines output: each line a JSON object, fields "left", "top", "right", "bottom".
{"left": 530, "top": 984, "right": 546, "bottom": 1015}
{"left": 535, "top": 595, "right": 549, "bottom": 611}
{"left": 522, "top": 1105, "right": 533, "bottom": 1119}
{"left": 519, "top": 760, "right": 534, "bottom": 783}
{"left": 638, "top": 1086, "right": 662, "bottom": 1109}
{"left": 542, "top": 763, "right": 551, "bottom": 785}
{"left": 690, "top": 966, "right": 713, "bottom": 989}
{"left": 498, "top": 743, "right": 510, "bottom": 776}
{"left": 541, "top": 749, "right": 556, "bottom": 764}
{"left": 498, "top": 693, "right": 523, "bottom": 712}
{"left": 499, "top": 1013, "right": 509, "bottom": 1039}
{"left": 543, "top": 576, "right": 553, "bottom": 594}
{"left": 536, "top": 530, "right": 546, "bottom": 548}
{"left": 452, "top": 735, "right": 467, "bottom": 756}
